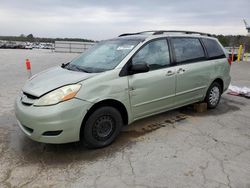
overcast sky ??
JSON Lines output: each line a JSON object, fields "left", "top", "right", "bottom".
{"left": 0, "top": 0, "right": 249, "bottom": 40}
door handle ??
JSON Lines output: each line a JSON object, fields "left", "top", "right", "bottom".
{"left": 166, "top": 70, "right": 175, "bottom": 76}
{"left": 177, "top": 68, "right": 186, "bottom": 74}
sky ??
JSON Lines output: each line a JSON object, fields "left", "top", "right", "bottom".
{"left": 0, "top": 0, "right": 250, "bottom": 40}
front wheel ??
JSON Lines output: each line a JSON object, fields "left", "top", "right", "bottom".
{"left": 205, "top": 82, "right": 222, "bottom": 109}
{"left": 82, "top": 106, "right": 123, "bottom": 148}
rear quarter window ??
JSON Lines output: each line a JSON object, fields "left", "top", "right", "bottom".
{"left": 202, "top": 38, "right": 225, "bottom": 59}
{"left": 171, "top": 38, "right": 205, "bottom": 63}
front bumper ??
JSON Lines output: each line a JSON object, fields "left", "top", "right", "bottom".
{"left": 15, "top": 96, "right": 92, "bottom": 144}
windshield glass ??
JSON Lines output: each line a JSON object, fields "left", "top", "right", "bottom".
{"left": 68, "top": 39, "right": 140, "bottom": 73}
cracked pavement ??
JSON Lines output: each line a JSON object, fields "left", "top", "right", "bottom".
{"left": 0, "top": 49, "right": 250, "bottom": 188}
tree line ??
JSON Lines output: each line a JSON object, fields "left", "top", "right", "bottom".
{"left": 216, "top": 35, "right": 250, "bottom": 51}
{"left": 0, "top": 33, "right": 250, "bottom": 52}
{"left": 0, "top": 34, "right": 94, "bottom": 43}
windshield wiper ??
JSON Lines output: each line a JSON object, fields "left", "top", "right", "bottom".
{"left": 61, "top": 62, "right": 70, "bottom": 68}
{"left": 64, "top": 64, "right": 91, "bottom": 73}
{"left": 73, "top": 66, "right": 91, "bottom": 73}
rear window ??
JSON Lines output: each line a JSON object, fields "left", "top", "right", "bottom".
{"left": 202, "top": 38, "right": 225, "bottom": 59}
{"left": 172, "top": 38, "right": 205, "bottom": 63}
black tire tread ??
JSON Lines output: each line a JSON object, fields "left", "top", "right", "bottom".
{"left": 82, "top": 106, "right": 123, "bottom": 149}
{"left": 205, "top": 82, "right": 222, "bottom": 109}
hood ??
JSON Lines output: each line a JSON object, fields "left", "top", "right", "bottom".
{"left": 22, "top": 66, "right": 95, "bottom": 97}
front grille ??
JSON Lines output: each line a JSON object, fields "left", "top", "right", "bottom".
{"left": 22, "top": 125, "right": 34, "bottom": 134}
{"left": 21, "top": 102, "right": 32, "bottom": 106}
{"left": 21, "top": 92, "right": 39, "bottom": 105}
{"left": 23, "top": 92, "right": 39, "bottom": 100}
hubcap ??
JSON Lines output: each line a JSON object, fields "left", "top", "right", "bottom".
{"left": 92, "top": 115, "right": 115, "bottom": 141}
{"left": 209, "top": 86, "right": 220, "bottom": 106}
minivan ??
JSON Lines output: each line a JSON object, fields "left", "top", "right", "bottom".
{"left": 15, "top": 30, "right": 231, "bottom": 148}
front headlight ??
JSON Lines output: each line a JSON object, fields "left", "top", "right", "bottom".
{"left": 34, "top": 84, "right": 81, "bottom": 106}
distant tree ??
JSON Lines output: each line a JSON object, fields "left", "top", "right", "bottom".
{"left": 216, "top": 35, "right": 229, "bottom": 47}
{"left": 27, "top": 34, "right": 34, "bottom": 42}
{"left": 27, "top": 34, "right": 33, "bottom": 38}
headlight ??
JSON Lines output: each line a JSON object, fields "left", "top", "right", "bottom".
{"left": 34, "top": 84, "right": 81, "bottom": 106}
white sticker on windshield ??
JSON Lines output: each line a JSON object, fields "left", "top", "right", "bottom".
{"left": 117, "top": 45, "right": 134, "bottom": 50}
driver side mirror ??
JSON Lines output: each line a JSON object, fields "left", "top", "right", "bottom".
{"left": 129, "top": 62, "right": 149, "bottom": 75}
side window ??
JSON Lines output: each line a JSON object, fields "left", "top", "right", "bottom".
{"left": 132, "top": 39, "right": 170, "bottom": 70}
{"left": 202, "top": 38, "right": 225, "bottom": 59}
{"left": 172, "top": 38, "right": 205, "bottom": 63}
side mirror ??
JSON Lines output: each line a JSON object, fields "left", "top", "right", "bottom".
{"left": 129, "top": 62, "right": 149, "bottom": 75}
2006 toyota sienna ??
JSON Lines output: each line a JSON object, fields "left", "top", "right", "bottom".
{"left": 15, "top": 30, "right": 231, "bottom": 148}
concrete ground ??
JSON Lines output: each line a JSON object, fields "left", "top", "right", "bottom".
{"left": 0, "top": 49, "right": 250, "bottom": 188}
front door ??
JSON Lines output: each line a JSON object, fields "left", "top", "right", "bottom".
{"left": 128, "top": 39, "right": 176, "bottom": 119}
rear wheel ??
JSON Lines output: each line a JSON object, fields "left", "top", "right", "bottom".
{"left": 82, "top": 106, "right": 123, "bottom": 148}
{"left": 205, "top": 82, "right": 222, "bottom": 109}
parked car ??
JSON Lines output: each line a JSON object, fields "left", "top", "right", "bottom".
{"left": 0, "top": 41, "right": 26, "bottom": 49}
{"left": 0, "top": 41, "right": 3, "bottom": 48}
{"left": 25, "top": 45, "right": 33, "bottom": 50}
{"left": 15, "top": 43, "right": 26, "bottom": 49}
{"left": 15, "top": 30, "right": 231, "bottom": 148}
{"left": 3, "top": 41, "right": 17, "bottom": 49}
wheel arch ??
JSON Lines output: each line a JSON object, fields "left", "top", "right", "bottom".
{"left": 80, "top": 99, "right": 129, "bottom": 137}
{"left": 203, "top": 78, "right": 224, "bottom": 101}
{"left": 211, "top": 78, "right": 224, "bottom": 91}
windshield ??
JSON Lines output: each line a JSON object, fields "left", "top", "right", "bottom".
{"left": 67, "top": 39, "right": 140, "bottom": 73}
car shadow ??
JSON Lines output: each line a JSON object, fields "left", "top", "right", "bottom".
{"left": 6, "top": 95, "right": 244, "bottom": 166}
{"left": 9, "top": 111, "right": 187, "bottom": 166}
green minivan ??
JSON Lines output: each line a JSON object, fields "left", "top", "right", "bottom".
{"left": 15, "top": 31, "right": 231, "bottom": 148}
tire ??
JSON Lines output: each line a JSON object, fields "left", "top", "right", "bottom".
{"left": 205, "top": 82, "right": 222, "bottom": 109}
{"left": 82, "top": 106, "right": 123, "bottom": 148}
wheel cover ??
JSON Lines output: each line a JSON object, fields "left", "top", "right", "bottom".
{"left": 209, "top": 86, "right": 220, "bottom": 106}
{"left": 92, "top": 115, "right": 115, "bottom": 141}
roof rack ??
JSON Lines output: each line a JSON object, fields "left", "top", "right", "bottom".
{"left": 119, "top": 31, "right": 155, "bottom": 37}
{"left": 153, "top": 30, "right": 212, "bottom": 36}
{"left": 119, "top": 30, "right": 212, "bottom": 37}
